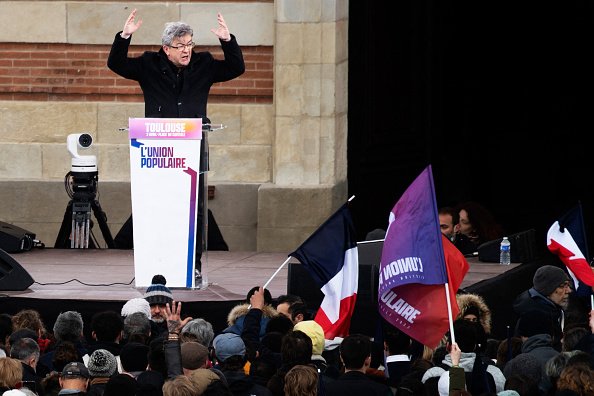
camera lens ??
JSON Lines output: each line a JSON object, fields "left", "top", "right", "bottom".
{"left": 78, "top": 134, "right": 93, "bottom": 148}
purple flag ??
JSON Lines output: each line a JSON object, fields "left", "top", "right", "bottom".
{"left": 379, "top": 165, "right": 447, "bottom": 289}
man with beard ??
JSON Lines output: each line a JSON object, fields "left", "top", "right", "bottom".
{"left": 144, "top": 275, "right": 174, "bottom": 338}
{"left": 512, "top": 265, "right": 571, "bottom": 351}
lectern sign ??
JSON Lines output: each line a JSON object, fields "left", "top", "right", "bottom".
{"left": 129, "top": 118, "right": 202, "bottom": 288}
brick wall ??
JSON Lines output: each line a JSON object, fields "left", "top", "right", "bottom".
{"left": 0, "top": 43, "right": 273, "bottom": 103}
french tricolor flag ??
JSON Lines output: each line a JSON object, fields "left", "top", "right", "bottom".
{"left": 547, "top": 203, "right": 594, "bottom": 294}
{"left": 290, "top": 203, "right": 358, "bottom": 341}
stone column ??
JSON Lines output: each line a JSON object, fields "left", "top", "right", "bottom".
{"left": 257, "top": 0, "right": 349, "bottom": 251}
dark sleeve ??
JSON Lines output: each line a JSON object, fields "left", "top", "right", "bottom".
{"left": 164, "top": 339, "right": 183, "bottom": 380}
{"left": 107, "top": 32, "right": 144, "bottom": 81}
{"left": 449, "top": 367, "right": 466, "bottom": 394}
{"left": 241, "top": 308, "right": 282, "bottom": 367}
{"left": 213, "top": 34, "right": 245, "bottom": 83}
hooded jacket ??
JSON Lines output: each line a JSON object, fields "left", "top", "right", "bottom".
{"left": 225, "top": 303, "right": 277, "bottom": 338}
{"left": 456, "top": 293, "right": 492, "bottom": 335}
{"left": 513, "top": 288, "right": 564, "bottom": 350}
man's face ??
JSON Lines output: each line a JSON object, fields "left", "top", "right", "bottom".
{"left": 547, "top": 281, "right": 571, "bottom": 307}
{"left": 276, "top": 302, "right": 291, "bottom": 319}
{"left": 150, "top": 303, "right": 167, "bottom": 323}
{"left": 439, "top": 214, "right": 458, "bottom": 240}
{"left": 163, "top": 33, "right": 193, "bottom": 68}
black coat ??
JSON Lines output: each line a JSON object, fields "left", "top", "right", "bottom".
{"left": 325, "top": 371, "right": 394, "bottom": 396}
{"left": 107, "top": 32, "right": 245, "bottom": 121}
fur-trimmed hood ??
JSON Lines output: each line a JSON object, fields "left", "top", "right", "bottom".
{"left": 227, "top": 303, "right": 278, "bottom": 327}
{"left": 456, "top": 293, "right": 492, "bottom": 335}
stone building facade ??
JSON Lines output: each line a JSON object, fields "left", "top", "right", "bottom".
{"left": 0, "top": 0, "right": 348, "bottom": 252}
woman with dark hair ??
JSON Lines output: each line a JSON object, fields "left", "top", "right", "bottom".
{"left": 456, "top": 202, "right": 505, "bottom": 248}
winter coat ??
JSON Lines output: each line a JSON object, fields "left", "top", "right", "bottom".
{"left": 225, "top": 303, "right": 277, "bottom": 339}
{"left": 107, "top": 32, "right": 245, "bottom": 121}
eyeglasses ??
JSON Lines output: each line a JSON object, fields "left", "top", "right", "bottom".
{"left": 169, "top": 42, "right": 195, "bottom": 51}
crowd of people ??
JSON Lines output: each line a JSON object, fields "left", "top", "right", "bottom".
{"left": 0, "top": 262, "right": 593, "bottom": 396}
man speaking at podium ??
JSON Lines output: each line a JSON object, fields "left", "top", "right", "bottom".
{"left": 108, "top": 9, "right": 245, "bottom": 120}
{"left": 108, "top": 10, "right": 243, "bottom": 279}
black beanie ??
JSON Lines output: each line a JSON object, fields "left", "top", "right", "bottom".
{"left": 517, "top": 309, "right": 553, "bottom": 337}
{"left": 533, "top": 265, "right": 569, "bottom": 296}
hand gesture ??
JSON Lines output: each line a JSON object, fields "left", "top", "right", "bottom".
{"left": 122, "top": 9, "right": 142, "bottom": 38}
{"left": 249, "top": 287, "right": 265, "bottom": 310}
{"left": 450, "top": 342, "right": 462, "bottom": 366}
{"left": 164, "top": 301, "right": 192, "bottom": 335}
{"left": 211, "top": 13, "right": 231, "bottom": 42}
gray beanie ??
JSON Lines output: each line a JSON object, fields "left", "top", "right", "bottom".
{"left": 510, "top": 353, "right": 542, "bottom": 384}
{"left": 87, "top": 349, "right": 118, "bottom": 378}
{"left": 533, "top": 265, "right": 569, "bottom": 296}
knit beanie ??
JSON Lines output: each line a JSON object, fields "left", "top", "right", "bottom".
{"left": 144, "top": 275, "right": 173, "bottom": 306}
{"left": 87, "top": 349, "right": 118, "bottom": 378}
{"left": 121, "top": 298, "right": 152, "bottom": 318}
{"left": 533, "top": 265, "right": 569, "bottom": 296}
{"left": 294, "top": 320, "right": 325, "bottom": 355}
{"left": 510, "top": 353, "right": 542, "bottom": 384}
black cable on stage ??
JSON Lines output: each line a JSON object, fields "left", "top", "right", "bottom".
{"left": 34, "top": 278, "right": 135, "bottom": 287}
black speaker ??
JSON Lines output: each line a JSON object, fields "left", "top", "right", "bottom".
{"left": 287, "top": 262, "right": 378, "bottom": 309}
{"left": 477, "top": 229, "right": 538, "bottom": 263}
{"left": 0, "top": 248, "right": 34, "bottom": 290}
{"left": 0, "top": 221, "right": 35, "bottom": 253}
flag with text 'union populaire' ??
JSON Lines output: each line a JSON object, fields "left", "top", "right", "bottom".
{"left": 547, "top": 204, "right": 594, "bottom": 295}
{"left": 290, "top": 203, "right": 358, "bottom": 340}
{"left": 378, "top": 166, "right": 469, "bottom": 348}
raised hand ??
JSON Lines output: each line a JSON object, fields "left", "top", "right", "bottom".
{"left": 211, "top": 13, "right": 231, "bottom": 42}
{"left": 164, "top": 301, "right": 192, "bottom": 334}
{"left": 122, "top": 9, "right": 142, "bottom": 38}
{"left": 249, "top": 287, "right": 265, "bottom": 310}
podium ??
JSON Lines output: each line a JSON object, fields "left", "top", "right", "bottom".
{"left": 128, "top": 118, "right": 210, "bottom": 288}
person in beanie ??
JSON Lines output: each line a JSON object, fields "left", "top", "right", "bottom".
{"left": 512, "top": 265, "right": 571, "bottom": 351}
{"left": 86, "top": 349, "right": 118, "bottom": 396}
{"left": 144, "top": 275, "right": 174, "bottom": 338}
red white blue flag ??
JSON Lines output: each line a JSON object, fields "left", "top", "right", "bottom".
{"left": 378, "top": 166, "right": 469, "bottom": 348}
{"left": 547, "top": 203, "right": 594, "bottom": 294}
{"left": 290, "top": 203, "right": 358, "bottom": 340}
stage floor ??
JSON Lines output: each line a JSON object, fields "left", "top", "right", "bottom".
{"left": 6, "top": 248, "right": 297, "bottom": 303}
{"left": 6, "top": 248, "right": 519, "bottom": 302}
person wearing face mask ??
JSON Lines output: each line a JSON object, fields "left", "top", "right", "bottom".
{"left": 438, "top": 207, "right": 477, "bottom": 256}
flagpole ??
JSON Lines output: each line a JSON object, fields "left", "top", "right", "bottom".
{"left": 444, "top": 282, "right": 456, "bottom": 345}
{"left": 263, "top": 257, "right": 291, "bottom": 290}
{"left": 247, "top": 256, "right": 292, "bottom": 309}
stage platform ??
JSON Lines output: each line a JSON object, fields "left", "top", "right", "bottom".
{"left": 0, "top": 248, "right": 542, "bottom": 339}
{"left": 4, "top": 248, "right": 519, "bottom": 301}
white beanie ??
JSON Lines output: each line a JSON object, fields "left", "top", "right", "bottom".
{"left": 121, "top": 297, "right": 152, "bottom": 318}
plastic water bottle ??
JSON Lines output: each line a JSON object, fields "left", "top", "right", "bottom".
{"left": 500, "top": 237, "right": 511, "bottom": 265}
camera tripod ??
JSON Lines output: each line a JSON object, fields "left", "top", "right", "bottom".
{"left": 54, "top": 172, "right": 115, "bottom": 249}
